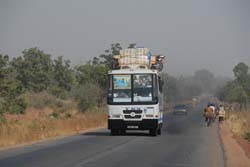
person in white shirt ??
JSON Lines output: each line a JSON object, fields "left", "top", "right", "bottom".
{"left": 218, "top": 105, "right": 226, "bottom": 123}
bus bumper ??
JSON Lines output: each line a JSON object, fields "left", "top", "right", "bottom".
{"left": 108, "top": 119, "right": 159, "bottom": 130}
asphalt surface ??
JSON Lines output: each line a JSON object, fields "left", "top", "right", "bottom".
{"left": 0, "top": 105, "right": 224, "bottom": 167}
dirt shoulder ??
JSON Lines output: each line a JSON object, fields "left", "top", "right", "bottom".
{"left": 220, "top": 122, "right": 250, "bottom": 167}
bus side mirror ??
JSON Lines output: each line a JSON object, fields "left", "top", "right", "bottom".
{"left": 107, "top": 90, "right": 113, "bottom": 104}
{"left": 159, "top": 78, "right": 164, "bottom": 93}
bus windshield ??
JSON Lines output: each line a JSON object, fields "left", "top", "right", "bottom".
{"left": 109, "top": 74, "right": 158, "bottom": 104}
{"left": 113, "top": 75, "right": 132, "bottom": 102}
{"left": 133, "top": 74, "right": 153, "bottom": 102}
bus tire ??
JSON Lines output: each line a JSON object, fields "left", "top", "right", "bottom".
{"left": 120, "top": 129, "right": 126, "bottom": 135}
{"left": 111, "top": 129, "right": 119, "bottom": 136}
{"left": 150, "top": 129, "right": 157, "bottom": 136}
{"left": 157, "top": 127, "right": 161, "bottom": 135}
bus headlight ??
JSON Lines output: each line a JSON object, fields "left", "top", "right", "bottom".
{"left": 145, "top": 108, "right": 154, "bottom": 115}
{"left": 145, "top": 114, "right": 154, "bottom": 118}
{"left": 144, "top": 107, "right": 154, "bottom": 118}
{"left": 112, "top": 114, "right": 121, "bottom": 118}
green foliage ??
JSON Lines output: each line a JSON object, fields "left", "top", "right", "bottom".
{"left": 218, "top": 62, "right": 250, "bottom": 106}
{"left": 162, "top": 69, "right": 222, "bottom": 102}
{"left": 0, "top": 52, "right": 27, "bottom": 114}
{"left": 193, "top": 69, "right": 215, "bottom": 93}
{"left": 162, "top": 74, "right": 179, "bottom": 101}
{"left": 220, "top": 81, "right": 247, "bottom": 104}
{"left": 98, "top": 43, "right": 122, "bottom": 68}
{"left": 0, "top": 78, "right": 24, "bottom": 98}
{"left": 128, "top": 43, "right": 136, "bottom": 48}
{"left": 75, "top": 64, "right": 108, "bottom": 88}
{"left": 233, "top": 62, "right": 249, "bottom": 84}
{"left": 244, "top": 132, "right": 250, "bottom": 141}
{"left": 53, "top": 56, "right": 75, "bottom": 90}
{"left": 0, "top": 78, "right": 26, "bottom": 114}
{"left": 92, "top": 57, "right": 100, "bottom": 65}
{"left": 50, "top": 56, "right": 75, "bottom": 98}
{"left": 0, "top": 53, "right": 9, "bottom": 79}
{"left": 11, "top": 47, "right": 53, "bottom": 92}
{"left": 50, "top": 112, "right": 59, "bottom": 119}
{"left": 2, "top": 97, "right": 27, "bottom": 114}
{"left": 0, "top": 44, "right": 124, "bottom": 115}
{"left": 73, "top": 83, "right": 103, "bottom": 112}
{"left": 64, "top": 113, "right": 72, "bottom": 118}
{"left": 0, "top": 114, "right": 6, "bottom": 123}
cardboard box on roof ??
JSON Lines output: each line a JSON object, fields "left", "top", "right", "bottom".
{"left": 119, "top": 56, "right": 149, "bottom": 65}
{"left": 120, "top": 48, "right": 136, "bottom": 57}
{"left": 136, "top": 48, "right": 149, "bottom": 55}
{"left": 120, "top": 48, "right": 149, "bottom": 56}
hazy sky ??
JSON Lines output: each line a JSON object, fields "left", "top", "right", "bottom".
{"left": 0, "top": 0, "right": 249, "bottom": 77}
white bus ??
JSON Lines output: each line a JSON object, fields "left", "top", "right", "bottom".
{"left": 107, "top": 67, "right": 164, "bottom": 136}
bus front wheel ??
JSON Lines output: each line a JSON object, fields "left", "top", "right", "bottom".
{"left": 111, "top": 129, "right": 119, "bottom": 136}
{"left": 157, "top": 127, "right": 161, "bottom": 135}
{"left": 149, "top": 129, "right": 157, "bottom": 136}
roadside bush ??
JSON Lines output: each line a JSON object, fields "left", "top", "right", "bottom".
{"left": 244, "top": 132, "right": 250, "bottom": 141}
{"left": 0, "top": 114, "right": 6, "bottom": 123}
{"left": 0, "top": 98, "right": 4, "bottom": 115}
{"left": 24, "top": 92, "right": 66, "bottom": 109}
{"left": 72, "top": 82, "right": 103, "bottom": 112}
{"left": 2, "top": 97, "right": 27, "bottom": 114}
{"left": 50, "top": 112, "right": 59, "bottom": 119}
{"left": 64, "top": 113, "right": 72, "bottom": 118}
{"left": 24, "top": 92, "right": 54, "bottom": 108}
{"left": 49, "top": 85, "right": 69, "bottom": 100}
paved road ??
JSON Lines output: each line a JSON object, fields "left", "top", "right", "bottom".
{"left": 0, "top": 106, "right": 224, "bottom": 167}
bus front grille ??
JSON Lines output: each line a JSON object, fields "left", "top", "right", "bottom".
{"left": 123, "top": 110, "right": 143, "bottom": 114}
{"left": 124, "top": 115, "right": 141, "bottom": 119}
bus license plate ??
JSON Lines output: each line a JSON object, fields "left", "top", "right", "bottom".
{"left": 127, "top": 126, "right": 138, "bottom": 129}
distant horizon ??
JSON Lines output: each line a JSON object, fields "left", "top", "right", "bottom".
{"left": 1, "top": 45, "right": 241, "bottom": 80}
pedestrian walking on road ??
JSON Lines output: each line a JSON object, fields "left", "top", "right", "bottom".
{"left": 204, "top": 105, "right": 215, "bottom": 126}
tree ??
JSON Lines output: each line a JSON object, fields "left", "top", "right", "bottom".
{"left": 0, "top": 52, "right": 26, "bottom": 114}
{"left": 217, "top": 62, "right": 250, "bottom": 107}
{"left": 162, "top": 73, "right": 179, "bottom": 101}
{"left": 50, "top": 56, "right": 75, "bottom": 98}
{"left": 92, "top": 57, "right": 100, "bottom": 65}
{"left": 233, "top": 62, "right": 250, "bottom": 104}
{"left": 0, "top": 78, "right": 27, "bottom": 114}
{"left": 0, "top": 53, "right": 9, "bottom": 78}
{"left": 233, "top": 62, "right": 249, "bottom": 84}
{"left": 193, "top": 69, "right": 215, "bottom": 93}
{"left": 73, "top": 82, "right": 103, "bottom": 112}
{"left": 75, "top": 64, "right": 108, "bottom": 88}
{"left": 162, "top": 69, "right": 222, "bottom": 102}
{"left": 194, "top": 69, "right": 214, "bottom": 81}
{"left": 128, "top": 43, "right": 136, "bottom": 48}
{"left": 0, "top": 53, "right": 10, "bottom": 92}
{"left": 221, "top": 81, "right": 248, "bottom": 105}
{"left": 11, "top": 47, "right": 53, "bottom": 92}
{"left": 99, "top": 43, "right": 122, "bottom": 68}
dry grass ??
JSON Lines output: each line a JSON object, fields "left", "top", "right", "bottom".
{"left": 225, "top": 109, "right": 250, "bottom": 161}
{"left": 0, "top": 107, "right": 107, "bottom": 148}
{"left": 226, "top": 110, "right": 250, "bottom": 136}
